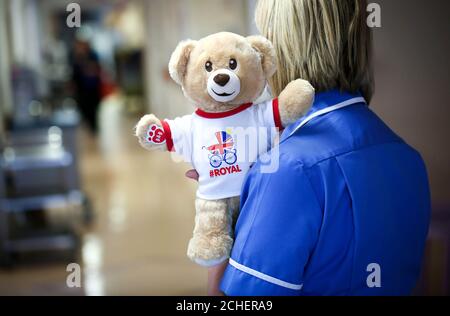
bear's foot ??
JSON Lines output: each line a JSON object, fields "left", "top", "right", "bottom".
{"left": 187, "top": 234, "right": 233, "bottom": 267}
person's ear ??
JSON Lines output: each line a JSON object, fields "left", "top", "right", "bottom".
{"left": 168, "top": 40, "right": 197, "bottom": 85}
{"left": 247, "top": 35, "right": 277, "bottom": 79}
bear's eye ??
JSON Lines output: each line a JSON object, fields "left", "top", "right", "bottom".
{"left": 205, "top": 61, "right": 213, "bottom": 72}
{"left": 229, "top": 58, "right": 237, "bottom": 70}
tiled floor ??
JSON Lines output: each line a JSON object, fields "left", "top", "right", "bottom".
{"left": 0, "top": 94, "right": 206, "bottom": 295}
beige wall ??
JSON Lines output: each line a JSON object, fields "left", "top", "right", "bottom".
{"left": 370, "top": 0, "right": 450, "bottom": 205}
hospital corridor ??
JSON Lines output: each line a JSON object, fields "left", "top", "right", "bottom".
{"left": 0, "top": 0, "right": 449, "bottom": 296}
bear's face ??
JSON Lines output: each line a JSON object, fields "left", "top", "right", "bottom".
{"left": 169, "top": 32, "right": 277, "bottom": 113}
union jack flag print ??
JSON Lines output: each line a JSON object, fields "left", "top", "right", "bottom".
{"left": 206, "top": 131, "right": 234, "bottom": 155}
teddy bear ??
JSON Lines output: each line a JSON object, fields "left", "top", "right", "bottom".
{"left": 135, "top": 32, "right": 314, "bottom": 267}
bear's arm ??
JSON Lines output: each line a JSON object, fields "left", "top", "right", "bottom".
{"left": 135, "top": 114, "right": 171, "bottom": 152}
{"left": 278, "top": 79, "right": 315, "bottom": 127}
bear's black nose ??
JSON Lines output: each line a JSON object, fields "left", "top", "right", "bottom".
{"left": 213, "top": 74, "right": 230, "bottom": 87}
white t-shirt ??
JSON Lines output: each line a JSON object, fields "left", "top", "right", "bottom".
{"left": 161, "top": 99, "right": 282, "bottom": 200}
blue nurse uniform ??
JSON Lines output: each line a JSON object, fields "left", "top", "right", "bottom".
{"left": 220, "top": 89, "right": 431, "bottom": 296}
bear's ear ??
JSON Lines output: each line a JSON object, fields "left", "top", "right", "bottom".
{"left": 168, "top": 40, "right": 197, "bottom": 85}
{"left": 247, "top": 35, "right": 277, "bottom": 79}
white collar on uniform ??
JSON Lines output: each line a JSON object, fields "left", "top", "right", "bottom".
{"left": 287, "top": 97, "right": 367, "bottom": 138}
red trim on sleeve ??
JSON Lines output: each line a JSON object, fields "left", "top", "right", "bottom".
{"left": 272, "top": 98, "right": 283, "bottom": 130}
{"left": 161, "top": 120, "right": 174, "bottom": 152}
{"left": 195, "top": 103, "right": 253, "bottom": 119}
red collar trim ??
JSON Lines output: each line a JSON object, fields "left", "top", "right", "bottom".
{"left": 195, "top": 103, "right": 253, "bottom": 119}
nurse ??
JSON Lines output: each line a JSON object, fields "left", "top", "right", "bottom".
{"left": 202, "top": 0, "right": 431, "bottom": 296}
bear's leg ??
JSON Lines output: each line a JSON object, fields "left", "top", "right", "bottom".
{"left": 188, "top": 197, "right": 238, "bottom": 267}
{"left": 228, "top": 196, "right": 240, "bottom": 229}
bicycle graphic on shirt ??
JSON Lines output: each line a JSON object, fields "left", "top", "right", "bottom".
{"left": 203, "top": 131, "right": 238, "bottom": 169}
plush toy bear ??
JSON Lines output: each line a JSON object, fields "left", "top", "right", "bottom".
{"left": 135, "top": 32, "right": 314, "bottom": 267}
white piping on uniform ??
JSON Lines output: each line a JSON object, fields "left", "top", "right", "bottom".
{"left": 229, "top": 258, "right": 303, "bottom": 291}
{"left": 289, "top": 97, "right": 367, "bottom": 138}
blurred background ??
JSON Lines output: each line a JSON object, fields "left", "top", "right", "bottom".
{"left": 0, "top": 0, "right": 448, "bottom": 296}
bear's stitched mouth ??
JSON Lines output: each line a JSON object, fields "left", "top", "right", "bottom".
{"left": 212, "top": 89, "right": 234, "bottom": 97}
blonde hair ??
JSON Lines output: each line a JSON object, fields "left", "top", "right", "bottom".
{"left": 255, "top": 0, "right": 374, "bottom": 102}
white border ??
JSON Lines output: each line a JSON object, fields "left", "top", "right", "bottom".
{"left": 229, "top": 258, "right": 303, "bottom": 291}
{"left": 289, "top": 97, "right": 367, "bottom": 137}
